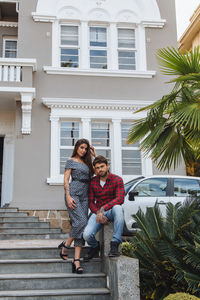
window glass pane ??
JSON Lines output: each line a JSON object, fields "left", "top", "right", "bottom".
{"left": 122, "top": 150, "right": 141, "bottom": 175}
{"left": 5, "top": 40, "right": 17, "bottom": 50}
{"left": 135, "top": 178, "right": 167, "bottom": 197}
{"left": 61, "top": 48, "right": 79, "bottom": 68}
{"left": 60, "top": 149, "right": 73, "bottom": 174}
{"left": 91, "top": 122, "right": 110, "bottom": 147}
{"left": 118, "top": 51, "right": 136, "bottom": 70}
{"left": 121, "top": 123, "right": 139, "bottom": 147}
{"left": 90, "top": 50, "right": 107, "bottom": 69}
{"left": 118, "top": 29, "right": 135, "bottom": 48}
{"left": 5, "top": 51, "right": 17, "bottom": 58}
{"left": 61, "top": 26, "right": 78, "bottom": 46}
{"left": 90, "top": 27, "right": 107, "bottom": 47}
{"left": 174, "top": 179, "right": 200, "bottom": 197}
{"left": 60, "top": 122, "right": 79, "bottom": 146}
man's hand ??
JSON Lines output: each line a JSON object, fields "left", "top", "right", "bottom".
{"left": 96, "top": 207, "right": 109, "bottom": 224}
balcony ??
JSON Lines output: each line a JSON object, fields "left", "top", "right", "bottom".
{"left": 0, "top": 58, "right": 37, "bottom": 135}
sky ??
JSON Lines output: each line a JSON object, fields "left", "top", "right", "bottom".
{"left": 175, "top": 0, "right": 200, "bottom": 39}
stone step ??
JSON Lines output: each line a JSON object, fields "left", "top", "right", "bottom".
{"left": 0, "top": 246, "right": 96, "bottom": 259}
{"left": 0, "top": 208, "right": 18, "bottom": 213}
{"left": 0, "top": 217, "right": 39, "bottom": 222}
{"left": 0, "top": 258, "right": 102, "bottom": 274}
{"left": 0, "top": 228, "right": 61, "bottom": 234}
{"left": 0, "top": 273, "right": 107, "bottom": 290}
{"left": 0, "top": 288, "right": 110, "bottom": 300}
{"left": 0, "top": 222, "right": 50, "bottom": 228}
{"left": 0, "top": 233, "right": 68, "bottom": 240}
{"left": 0, "top": 212, "right": 28, "bottom": 217}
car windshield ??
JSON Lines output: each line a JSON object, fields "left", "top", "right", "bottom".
{"left": 124, "top": 176, "right": 144, "bottom": 195}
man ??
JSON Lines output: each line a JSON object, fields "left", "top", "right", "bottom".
{"left": 83, "top": 155, "right": 125, "bottom": 259}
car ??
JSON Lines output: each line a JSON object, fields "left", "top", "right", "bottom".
{"left": 123, "top": 175, "right": 200, "bottom": 234}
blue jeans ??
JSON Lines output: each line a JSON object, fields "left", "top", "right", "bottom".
{"left": 83, "top": 205, "right": 124, "bottom": 248}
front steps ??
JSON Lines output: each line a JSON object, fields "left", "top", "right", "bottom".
{"left": 0, "top": 208, "right": 68, "bottom": 240}
{"left": 0, "top": 208, "right": 111, "bottom": 299}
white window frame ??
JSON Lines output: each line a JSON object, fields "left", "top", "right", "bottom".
{"left": 3, "top": 36, "right": 17, "bottom": 58}
{"left": 91, "top": 120, "right": 112, "bottom": 165}
{"left": 117, "top": 27, "right": 137, "bottom": 71}
{"left": 121, "top": 122, "right": 142, "bottom": 176}
{"left": 59, "top": 120, "right": 81, "bottom": 174}
{"left": 59, "top": 24, "right": 80, "bottom": 68}
{"left": 89, "top": 25, "right": 109, "bottom": 70}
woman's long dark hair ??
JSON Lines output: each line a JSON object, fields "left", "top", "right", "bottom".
{"left": 71, "top": 139, "right": 94, "bottom": 177}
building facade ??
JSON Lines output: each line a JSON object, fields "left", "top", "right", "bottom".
{"left": 0, "top": 0, "right": 184, "bottom": 212}
{"left": 179, "top": 4, "right": 200, "bottom": 52}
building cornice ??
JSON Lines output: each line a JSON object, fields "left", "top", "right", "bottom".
{"left": 43, "top": 66, "right": 156, "bottom": 78}
{"left": 0, "top": 21, "right": 18, "bottom": 27}
{"left": 179, "top": 4, "right": 200, "bottom": 51}
{"left": 32, "top": 13, "right": 57, "bottom": 23}
{"left": 42, "top": 97, "right": 152, "bottom": 112}
{"left": 141, "top": 20, "right": 166, "bottom": 28}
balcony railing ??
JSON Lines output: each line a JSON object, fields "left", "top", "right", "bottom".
{"left": 0, "top": 58, "right": 36, "bottom": 83}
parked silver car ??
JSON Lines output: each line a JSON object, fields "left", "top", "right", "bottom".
{"left": 123, "top": 175, "right": 200, "bottom": 234}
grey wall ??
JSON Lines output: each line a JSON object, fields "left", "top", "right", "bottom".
{"left": 12, "top": 0, "right": 185, "bottom": 210}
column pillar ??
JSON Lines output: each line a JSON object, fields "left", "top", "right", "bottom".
{"left": 109, "top": 22, "right": 118, "bottom": 70}
{"left": 81, "top": 117, "right": 91, "bottom": 140}
{"left": 80, "top": 21, "right": 89, "bottom": 69}
{"left": 49, "top": 115, "right": 60, "bottom": 182}
{"left": 112, "top": 119, "right": 122, "bottom": 176}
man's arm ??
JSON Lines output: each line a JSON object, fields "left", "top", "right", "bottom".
{"left": 88, "top": 182, "right": 98, "bottom": 214}
{"left": 103, "top": 177, "right": 125, "bottom": 211}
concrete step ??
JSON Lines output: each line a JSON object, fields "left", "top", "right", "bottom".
{"left": 0, "top": 228, "right": 61, "bottom": 234}
{"left": 0, "top": 273, "right": 107, "bottom": 290}
{"left": 0, "top": 222, "right": 50, "bottom": 228}
{"left": 0, "top": 258, "right": 102, "bottom": 274}
{"left": 0, "top": 246, "right": 96, "bottom": 259}
{"left": 0, "top": 288, "right": 110, "bottom": 300}
{"left": 0, "top": 208, "right": 18, "bottom": 213}
{"left": 0, "top": 212, "right": 28, "bottom": 217}
{"left": 0, "top": 217, "right": 39, "bottom": 222}
{"left": 0, "top": 233, "right": 68, "bottom": 240}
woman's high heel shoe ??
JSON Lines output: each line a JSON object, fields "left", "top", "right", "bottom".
{"left": 58, "top": 241, "right": 70, "bottom": 260}
{"left": 72, "top": 259, "right": 83, "bottom": 274}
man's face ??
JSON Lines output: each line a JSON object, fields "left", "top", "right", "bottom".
{"left": 94, "top": 162, "right": 109, "bottom": 178}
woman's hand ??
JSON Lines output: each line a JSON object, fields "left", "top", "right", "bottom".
{"left": 66, "top": 196, "right": 77, "bottom": 210}
{"left": 90, "top": 146, "right": 97, "bottom": 158}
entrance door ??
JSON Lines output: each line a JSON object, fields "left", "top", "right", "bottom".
{"left": 0, "top": 137, "right": 4, "bottom": 207}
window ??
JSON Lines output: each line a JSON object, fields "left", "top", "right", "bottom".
{"left": 134, "top": 178, "right": 167, "bottom": 197}
{"left": 118, "top": 29, "right": 136, "bottom": 70}
{"left": 60, "top": 25, "right": 79, "bottom": 68}
{"left": 121, "top": 123, "right": 141, "bottom": 175}
{"left": 60, "top": 121, "right": 80, "bottom": 174}
{"left": 3, "top": 38, "right": 17, "bottom": 58}
{"left": 91, "top": 122, "right": 111, "bottom": 163}
{"left": 173, "top": 178, "right": 200, "bottom": 197}
{"left": 89, "top": 27, "right": 107, "bottom": 69}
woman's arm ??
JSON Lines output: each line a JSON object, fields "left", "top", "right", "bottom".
{"left": 64, "top": 169, "right": 77, "bottom": 210}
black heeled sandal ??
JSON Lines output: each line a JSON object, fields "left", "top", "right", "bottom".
{"left": 58, "top": 241, "right": 70, "bottom": 260}
{"left": 72, "top": 259, "right": 83, "bottom": 274}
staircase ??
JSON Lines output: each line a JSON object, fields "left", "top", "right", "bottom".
{"left": 0, "top": 208, "right": 110, "bottom": 299}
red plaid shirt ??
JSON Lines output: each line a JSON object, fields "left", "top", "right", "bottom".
{"left": 88, "top": 173, "right": 125, "bottom": 214}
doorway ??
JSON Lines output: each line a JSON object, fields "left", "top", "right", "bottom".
{"left": 0, "top": 137, "right": 4, "bottom": 207}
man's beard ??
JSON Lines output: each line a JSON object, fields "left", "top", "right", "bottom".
{"left": 99, "top": 171, "right": 108, "bottom": 178}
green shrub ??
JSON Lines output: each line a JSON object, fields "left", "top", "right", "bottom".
{"left": 122, "top": 241, "right": 134, "bottom": 256}
{"left": 163, "top": 292, "right": 199, "bottom": 300}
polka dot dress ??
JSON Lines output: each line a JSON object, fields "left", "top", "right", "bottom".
{"left": 65, "top": 159, "right": 90, "bottom": 247}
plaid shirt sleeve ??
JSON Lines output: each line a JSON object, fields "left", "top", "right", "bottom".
{"left": 88, "top": 181, "right": 98, "bottom": 214}
{"left": 103, "top": 177, "right": 125, "bottom": 211}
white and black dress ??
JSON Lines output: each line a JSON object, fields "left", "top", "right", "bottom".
{"left": 65, "top": 159, "right": 90, "bottom": 247}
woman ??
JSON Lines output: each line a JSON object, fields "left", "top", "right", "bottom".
{"left": 58, "top": 139, "right": 96, "bottom": 274}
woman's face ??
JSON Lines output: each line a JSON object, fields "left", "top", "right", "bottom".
{"left": 77, "top": 143, "right": 88, "bottom": 157}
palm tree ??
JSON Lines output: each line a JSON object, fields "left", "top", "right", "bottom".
{"left": 126, "top": 199, "right": 200, "bottom": 300}
{"left": 127, "top": 47, "right": 200, "bottom": 174}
